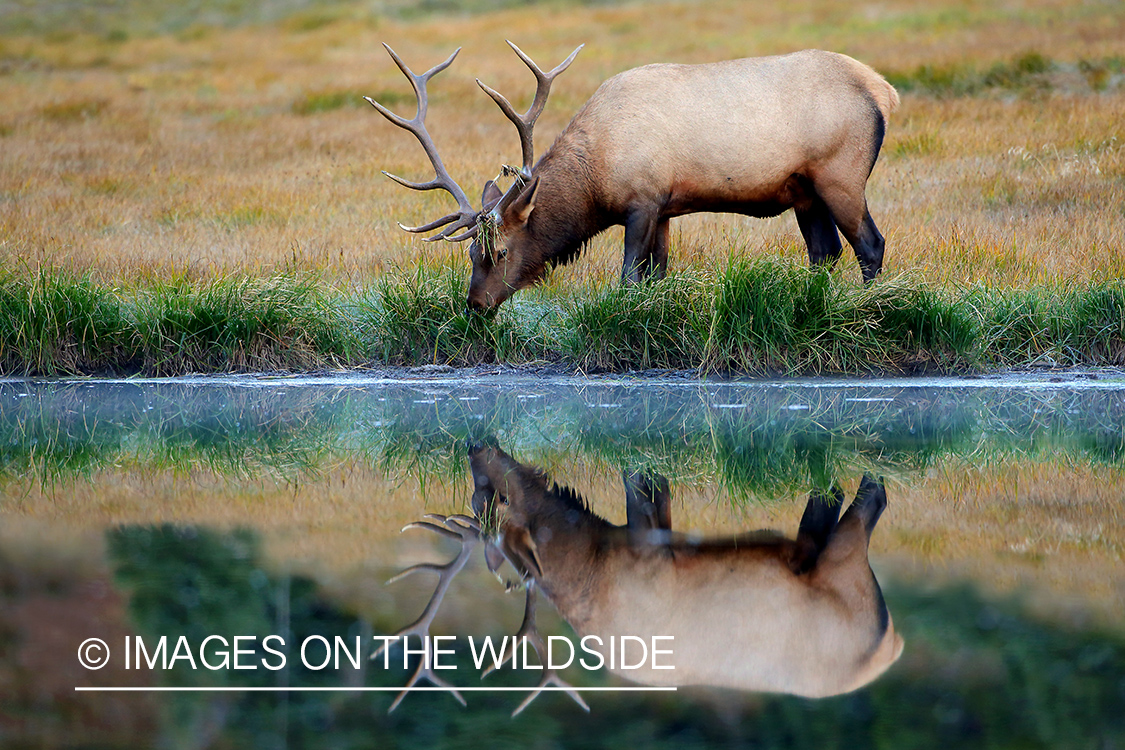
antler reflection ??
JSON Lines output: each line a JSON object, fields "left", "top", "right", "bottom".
{"left": 481, "top": 583, "right": 590, "bottom": 716}
{"left": 375, "top": 513, "right": 480, "bottom": 711}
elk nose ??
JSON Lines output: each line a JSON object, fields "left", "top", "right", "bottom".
{"left": 465, "top": 299, "right": 497, "bottom": 319}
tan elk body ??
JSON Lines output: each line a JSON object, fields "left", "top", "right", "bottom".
{"left": 369, "top": 45, "right": 899, "bottom": 312}
{"left": 468, "top": 445, "right": 904, "bottom": 698}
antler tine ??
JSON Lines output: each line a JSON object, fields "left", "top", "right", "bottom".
{"left": 441, "top": 513, "right": 482, "bottom": 531}
{"left": 395, "top": 211, "right": 459, "bottom": 234}
{"left": 389, "top": 665, "right": 466, "bottom": 713}
{"left": 512, "top": 670, "right": 589, "bottom": 717}
{"left": 476, "top": 41, "right": 584, "bottom": 176}
{"left": 391, "top": 665, "right": 465, "bottom": 715}
{"left": 375, "top": 514, "right": 481, "bottom": 712}
{"left": 385, "top": 561, "right": 443, "bottom": 585}
{"left": 480, "top": 583, "right": 590, "bottom": 716}
{"left": 422, "top": 214, "right": 480, "bottom": 243}
{"left": 368, "top": 44, "right": 480, "bottom": 241}
{"left": 381, "top": 43, "right": 460, "bottom": 106}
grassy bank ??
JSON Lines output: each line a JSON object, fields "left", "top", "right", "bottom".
{"left": 0, "top": 272, "right": 357, "bottom": 374}
{"left": 1, "top": 260, "right": 1122, "bottom": 376}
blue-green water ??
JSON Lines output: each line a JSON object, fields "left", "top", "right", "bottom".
{"left": 1, "top": 374, "right": 1123, "bottom": 748}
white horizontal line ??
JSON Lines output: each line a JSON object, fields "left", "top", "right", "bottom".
{"left": 75, "top": 686, "right": 676, "bottom": 693}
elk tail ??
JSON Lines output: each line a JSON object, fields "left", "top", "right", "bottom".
{"left": 841, "top": 54, "right": 900, "bottom": 120}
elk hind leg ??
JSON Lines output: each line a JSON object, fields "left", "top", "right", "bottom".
{"left": 814, "top": 474, "right": 887, "bottom": 570}
{"left": 821, "top": 475, "right": 891, "bottom": 636}
{"left": 843, "top": 474, "right": 887, "bottom": 538}
{"left": 816, "top": 181, "right": 885, "bottom": 283}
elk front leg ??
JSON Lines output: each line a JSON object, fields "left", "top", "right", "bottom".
{"left": 789, "top": 485, "right": 844, "bottom": 574}
{"left": 622, "top": 208, "right": 662, "bottom": 284}
{"left": 647, "top": 218, "right": 670, "bottom": 280}
{"left": 624, "top": 470, "right": 672, "bottom": 533}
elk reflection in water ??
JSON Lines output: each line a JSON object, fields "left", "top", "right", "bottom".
{"left": 380, "top": 441, "right": 903, "bottom": 713}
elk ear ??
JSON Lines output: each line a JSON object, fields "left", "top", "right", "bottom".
{"left": 508, "top": 176, "right": 539, "bottom": 226}
{"left": 481, "top": 179, "right": 502, "bottom": 210}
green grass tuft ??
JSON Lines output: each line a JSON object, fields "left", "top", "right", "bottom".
{"left": 362, "top": 263, "right": 545, "bottom": 366}
{"left": 0, "top": 265, "right": 1121, "bottom": 376}
{"left": 0, "top": 271, "right": 357, "bottom": 375}
{"left": 0, "top": 272, "right": 133, "bottom": 374}
{"left": 134, "top": 275, "right": 356, "bottom": 374}
{"left": 977, "top": 283, "right": 1125, "bottom": 367}
{"left": 711, "top": 258, "right": 978, "bottom": 374}
{"left": 562, "top": 274, "right": 710, "bottom": 371}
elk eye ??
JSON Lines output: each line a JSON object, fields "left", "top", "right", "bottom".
{"left": 498, "top": 247, "right": 508, "bottom": 260}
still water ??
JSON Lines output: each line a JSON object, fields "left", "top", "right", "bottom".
{"left": 1, "top": 374, "right": 1123, "bottom": 749}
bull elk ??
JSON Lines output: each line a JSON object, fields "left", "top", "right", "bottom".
{"left": 377, "top": 442, "right": 903, "bottom": 714}
{"left": 367, "top": 43, "right": 899, "bottom": 312}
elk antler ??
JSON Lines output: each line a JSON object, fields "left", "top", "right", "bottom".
{"left": 374, "top": 513, "right": 481, "bottom": 712}
{"left": 366, "top": 45, "right": 480, "bottom": 242}
{"left": 476, "top": 40, "right": 583, "bottom": 213}
{"left": 481, "top": 582, "right": 590, "bottom": 717}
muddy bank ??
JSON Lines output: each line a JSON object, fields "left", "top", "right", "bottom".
{"left": 45, "top": 364, "right": 1125, "bottom": 391}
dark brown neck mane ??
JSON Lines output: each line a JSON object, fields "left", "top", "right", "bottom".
{"left": 523, "top": 129, "right": 609, "bottom": 273}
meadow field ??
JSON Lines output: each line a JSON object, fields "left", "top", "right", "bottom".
{"left": 1, "top": 0, "right": 1123, "bottom": 373}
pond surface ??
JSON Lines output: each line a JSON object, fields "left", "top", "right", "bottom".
{"left": 2, "top": 374, "right": 1124, "bottom": 749}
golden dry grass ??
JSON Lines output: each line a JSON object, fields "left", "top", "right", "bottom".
{"left": 1, "top": 0, "right": 1123, "bottom": 289}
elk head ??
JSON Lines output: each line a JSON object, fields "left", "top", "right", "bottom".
{"left": 366, "top": 42, "right": 582, "bottom": 314}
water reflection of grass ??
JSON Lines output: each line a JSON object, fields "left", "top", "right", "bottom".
{"left": 3, "top": 382, "right": 1125, "bottom": 501}
{"left": 0, "top": 383, "right": 351, "bottom": 485}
